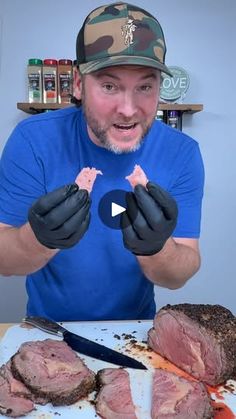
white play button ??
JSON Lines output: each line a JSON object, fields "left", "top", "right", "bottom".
{"left": 111, "top": 202, "right": 126, "bottom": 217}
{"left": 98, "top": 189, "right": 137, "bottom": 230}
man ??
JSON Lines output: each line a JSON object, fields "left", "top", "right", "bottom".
{"left": 0, "top": 2, "right": 204, "bottom": 321}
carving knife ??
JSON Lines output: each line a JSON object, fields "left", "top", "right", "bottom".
{"left": 22, "top": 316, "right": 147, "bottom": 370}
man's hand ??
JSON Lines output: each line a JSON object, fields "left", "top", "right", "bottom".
{"left": 28, "top": 184, "right": 91, "bottom": 249}
{"left": 121, "top": 182, "right": 178, "bottom": 256}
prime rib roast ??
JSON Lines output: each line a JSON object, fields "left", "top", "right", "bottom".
{"left": 11, "top": 338, "right": 96, "bottom": 407}
{"left": 151, "top": 369, "right": 213, "bottom": 419}
{"left": 148, "top": 303, "right": 236, "bottom": 386}
{"left": 96, "top": 368, "right": 137, "bottom": 419}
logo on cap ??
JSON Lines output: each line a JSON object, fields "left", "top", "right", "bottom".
{"left": 121, "top": 18, "right": 137, "bottom": 46}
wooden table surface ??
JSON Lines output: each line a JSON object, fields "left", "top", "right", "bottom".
{"left": 0, "top": 323, "right": 14, "bottom": 339}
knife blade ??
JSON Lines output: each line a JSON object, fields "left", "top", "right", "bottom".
{"left": 22, "top": 316, "right": 147, "bottom": 370}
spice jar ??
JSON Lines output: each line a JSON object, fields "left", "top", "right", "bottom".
{"left": 27, "top": 58, "right": 43, "bottom": 103}
{"left": 58, "top": 59, "right": 73, "bottom": 103}
{"left": 155, "top": 110, "right": 164, "bottom": 122}
{"left": 43, "top": 59, "right": 58, "bottom": 104}
{"left": 167, "top": 110, "right": 181, "bottom": 130}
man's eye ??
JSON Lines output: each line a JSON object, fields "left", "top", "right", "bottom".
{"left": 139, "top": 85, "right": 152, "bottom": 92}
{"left": 102, "top": 84, "right": 116, "bottom": 92}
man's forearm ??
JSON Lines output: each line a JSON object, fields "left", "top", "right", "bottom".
{"left": 0, "top": 223, "right": 58, "bottom": 276}
{"left": 137, "top": 237, "right": 200, "bottom": 289}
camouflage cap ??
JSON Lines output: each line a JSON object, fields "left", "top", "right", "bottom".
{"left": 76, "top": 2, "right": 172, "bottom": 76}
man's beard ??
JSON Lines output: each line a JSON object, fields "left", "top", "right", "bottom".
{"left": 82, "top": 95, "right": 155, "bottom": 154}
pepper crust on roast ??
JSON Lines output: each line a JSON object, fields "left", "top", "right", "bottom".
{"left": 148, "top": 304, "right": 236, "bottom": 386}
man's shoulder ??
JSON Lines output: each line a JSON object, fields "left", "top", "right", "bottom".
{"left": 4, "top": 106, "right": 83, "bottom": 155}
{"left": 144, "top": 120, "right": 202, "bottom": 174}
{"left": 151, "top": 120, "right": 199, "bottom": 148}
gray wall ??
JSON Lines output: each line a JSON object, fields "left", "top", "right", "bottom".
{"left": 0, "top": 0, "right": 235, "bottom": 322}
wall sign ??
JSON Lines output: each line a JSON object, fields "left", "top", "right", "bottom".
{"left": 160, "top": 66, "right": 190, "bottom": 102}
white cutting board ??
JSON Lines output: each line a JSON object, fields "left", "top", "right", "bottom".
{"left": 0, "top": 321, "right": 235, "bottom": 419}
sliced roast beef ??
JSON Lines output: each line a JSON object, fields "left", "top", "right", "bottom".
{"left": 75, "top": 167, "right": 102, "bottom": 193}
{"left": 96, "top": 368, "right": 137, "bottom": 419}
{"left": 4, "top": 360, "right": 47, "bottom": 406}
{"left": 148, "top": 304, "right": 236, "bottom": 385}
{"left": 151, "top": 369, "right": 213, "bottom": 419}
{"left": 0, "top": 362, "right": 35, "bottom": 417}
{"left": 11, "top": 338, "right": 96, "bottom": 406}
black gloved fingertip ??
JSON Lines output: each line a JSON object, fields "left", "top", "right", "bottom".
{"left": 79, "top": 188, "right": 89, "bottom": 200}
{"left": 146, "top": 181, "right": 155, "bottom": 190}
{"left": 125, "top": 191, "right": 135, "bottom": 206}
{"left": 134, "top": 184, "right": 146, "bottom": 193}
{"left": 66, "top": 183, "right": 79, "bottom": 196}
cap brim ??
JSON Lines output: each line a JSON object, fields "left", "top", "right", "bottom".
{"left": 79, "top": 55, "right": 173, "bottom": 77}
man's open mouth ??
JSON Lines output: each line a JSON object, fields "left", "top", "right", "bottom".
{"left": 113, "top": 123, "right": 137, "bottom": 130}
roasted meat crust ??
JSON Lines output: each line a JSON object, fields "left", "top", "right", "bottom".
{"left": 148, "top": 304, "right": 236, "bottom": 385}
{"left": 162, "top": 303, "right": 236, "bottom": 371}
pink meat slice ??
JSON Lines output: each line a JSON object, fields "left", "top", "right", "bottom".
{"left": 0, "top": 363, "right": 35, "bottom": 417}
{"left": 3, "top": 361, "right": 32, "bottom": 397}
{"left": 151, "top": 369, "right": 213, "bottom": 419}
{"left": 75, "top": 167, "right": 102, "bottom": 193}
{"left": 96, "top": 368, "right": 137, "bottom": 419}
{"left": 11, "top": 339, "right": 96, "bottom": 406}
{"left": 3, "top": 361, "right": 47, "bottom": 405}
{"left": 125, "top": 164, "right": 148, "bottom": 189}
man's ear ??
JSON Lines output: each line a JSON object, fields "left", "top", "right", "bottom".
{"left": 73, "top": 67, "right": 83, "bottom": 100}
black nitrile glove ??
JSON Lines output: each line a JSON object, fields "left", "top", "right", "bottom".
{"left": 28, "top": 184, "right": 91, "bottom": 249}
{"left": 121, "top": 182, "right": 178, "bottom": 256}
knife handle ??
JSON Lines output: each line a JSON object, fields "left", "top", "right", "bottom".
{"left": 22, "top": 316, "right": 66, "bottom": 337}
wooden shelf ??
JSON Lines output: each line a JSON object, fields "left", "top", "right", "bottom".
{"left": 17, "top": 102, "right": 203, "bottom": 115}
{"left": 158, "top": 103, "right": 203, "bottom": 114}
{"left": 17, "top": 102, "right": 73, "bottom": 114}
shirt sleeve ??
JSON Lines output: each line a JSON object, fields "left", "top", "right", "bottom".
{"left": 0, "top": 123, "right": 46, "bottom": 227}
{"left": 170, "top": 142, "right": 205, "bottom": 239}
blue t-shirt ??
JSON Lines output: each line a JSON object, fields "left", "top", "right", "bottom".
{"left": 0, "top": 107, "right": 204, "bottom": 321}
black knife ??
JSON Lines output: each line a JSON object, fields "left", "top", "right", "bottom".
{"left": 22, "top": 316, "right": 147, "bottom": 370}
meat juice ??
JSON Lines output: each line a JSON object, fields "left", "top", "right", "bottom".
{"left": 212, "top": 401, "right": 235, "bottom": 419}
{"left": 208, "top": 384, "right": 236, "bottom": 419}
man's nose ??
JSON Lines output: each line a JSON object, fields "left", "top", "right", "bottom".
{"left": 117, "top": 92, "right": 137, "bottom": 117}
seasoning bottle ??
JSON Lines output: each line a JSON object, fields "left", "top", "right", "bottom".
{"left": 167, "top": 110, "right": 181, "bottom": 130}
{"left": 43, "top": 59, "right": 58, "bottom": 103}
{"left": 58, "top": 59, "right": 73, "bottom": 103}
{"left": 155, "top": 110, "right": 164, "bottom": 122}
{"left": 27, "top": 58, "right": 43, "bottom": 103}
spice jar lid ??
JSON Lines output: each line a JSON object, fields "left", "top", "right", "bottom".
{"left": 168, "top": 110, "right": 179, "bottom": 117}
{"left": 28, "top": 58, "right": 43, "bottom": 65}
{"left": 58, "top": 59, "right": 72, "bottom": 65}
{"left": 43, "top": 59, "right": 58, "bottom": 66}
